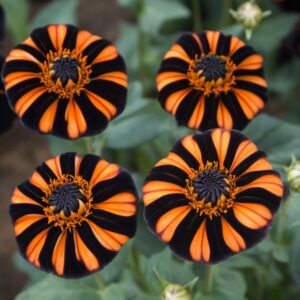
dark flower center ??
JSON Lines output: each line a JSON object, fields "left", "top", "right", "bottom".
{"left": 48, "top": 183, "right": 86, "bottom": 217}
{"left": 192, "top": 169, "right": 229, "bottom": 206}
{"left": 195, "top": 55, "right": 227, "bottom": 81}
{"left": 51, "top": 56, "right": 79, "bottom": 86}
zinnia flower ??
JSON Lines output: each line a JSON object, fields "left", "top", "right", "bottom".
{"left": 156, "top": 31, "right": 267, "bottom": 131}
{"left": 0, "top": 55, "right": 15, "bottom": 133}
{"left": 143, "top": 129, "right": 283, "bottom": 263}
{"left": 2, "top": 24, "right": 127, "bottom": 139}
{"left": 10, "top": 152, "right": 138, "bottom": 278}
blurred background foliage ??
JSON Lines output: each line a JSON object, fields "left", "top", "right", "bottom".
{"left": 0, "top": 0, "right": 300, "bottom": 299}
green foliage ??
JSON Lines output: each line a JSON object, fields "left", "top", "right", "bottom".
{"left": 29, "top": 0, "right": 80, "bottom": 30}
{"left": 0, "top": 0, "right": 29, "bottom": 42}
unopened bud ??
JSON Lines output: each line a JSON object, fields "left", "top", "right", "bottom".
{"left": 161, "top": 284, "right": 191, "bottom": 300}
{"left": 287, "top": 156, "right": 300, "bottom": 192}
{"left": 229, "top": 0, "right": 271, "bottom": 39}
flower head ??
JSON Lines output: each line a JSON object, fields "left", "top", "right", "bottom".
{"left": 143, "top": 129, "right": 283, "bottom": 263}
{"left": 161, "top": 284, "right": 191, "bottom": 300}
{"left": 229, "top": 0, "right": 271, "bottom": 40}
{"left": 287, "top": 155, "right": 300, "bottom": 193}
{"left": 2, "top": 24, "right": 128, "bottom": 139}
{"left": 10, "top": 152, "right": 138, "bottom": 278}
{"left": 157, "top": 31, "right": 267, "bottom": 131}
{"left": 0, "top": 56, "right": 15, "bottom": 133}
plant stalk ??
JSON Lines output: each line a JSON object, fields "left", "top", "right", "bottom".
{"left": 203, "top": 264, "right": 215, "bottom": 294}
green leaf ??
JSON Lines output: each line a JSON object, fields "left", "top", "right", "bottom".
{"left": 0, "top": 0, "right": 29, "bottom": 42}
{"left": 106, "top": 102, "right": 174, "bottom": 149}
{"left": 101, "top": 284, "right": 125, "bottom": 300}
{"left": 249, "top": 14, "right": 299, "bottom": 54}
{"left": 140, "top": 0, "right": 190, "bottom": 35}
{"left": 289, "top": 230, "right": 300, "bottom": 285}
{"left": 48, "top": 136, "right": 87, "bottom": 156}
{"left": 272, "top": 244, "right": 289, "bottom": 263}
{"left": 244, "top": 114, "right": 300, "bottom": 165}
{"left": 29, "top": 0, "right": 80, "bottom": 30}
{"left": 140, "top": 248, "right": 196, "bottom": 294}
{"left": 16, "top": 276, "right": 100, "bottom": 300}
{"left": 13, "top": 253, "right": 46, "bottom": 284}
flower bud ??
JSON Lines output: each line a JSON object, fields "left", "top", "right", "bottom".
{"left": 287, "top": 156, "right": 300, "bottom": 192}
{"left": 161, "top": 284, "right": 191, "bottom": 300}
{"left": 229, "top": 0, "right": 271, "bottom": 39}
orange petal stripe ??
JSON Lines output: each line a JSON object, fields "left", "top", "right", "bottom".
{"left": 156, "top": 206, "right": 191, "bottom": 242}
{"left": 84, "top": 89, "right": 117, "bottom": 120}
{"left": 52, "top": 231, "right": 67, "bottom": 276}
{"left": 187, "top": 95, "right": 205, "bottom": 129}
{"left": 190, "top": 219, "right": 210, "bottom": 262}
{"left": 39, "top": 99, "right": 59, "bottom": 133}
{"left": 90, "top": 160, "right": 120, "bottom": 185}
{"left": 181, "top": 134, "right": 203, "bottom": 164}
{"left": 76, "top": 31, "right": 101, "bottom": 52}
{"left": 221, "top": 217, "right": 246, "bottom": 252}
{"left": 94, "top": 192, "right": 137, "bottom": 217}
{"left": 233, "top": 88, "right": 265, "bottom": 120}
{"left": 5, "top": 72, "right": 40, "bottom": 90}
{"left": 237, "top": 174, "right": 283, "bottom": 197}
{"left": 164, "top": 43, "right": 191, "bottom": 63}
{"left": 11, "top": 188, "right": 42, "bottom": 205}
{"left": 229, "top": 36, "right": 245, "bottom": 56}
{"left": 26, "top": 228, "right": 49, "bottom": 268}
{"left": 23, "top": 37, "right": 41, "bottom": 53}
{"left": 237, "top": 54, "right": 263, "bottom": 70}
{"left": 88, "top": 220, "right": 129, "bottom": 251}
{"left": 157, "top": 72, "right": 188, "bottom": 91}
{"left": 98, "top": 71, "right": 128, "bottom": 88}
{"left": 216, "top": 101, "right": 233, "bottom": 129}
{"left": 155, "top": 152, "right": 194, "bottom": 176}
{"left": 65, "top": 100, "right": 87, "bottom": 139}
{"left": 15, "top": 87, "right": 46, "bottom": 116}
{"left": 45, "top": 155, "right": 62, "bottom": 178}
{"left": 15, "top": 214, "right": 46, "bottom": 236}
{"left": 143, "top": 181, "right": 185, "bottom": 206}
{"left": 74, "top": 231, "right": 99, "bottom": 271}
{"left": 48, "top": 24, "right": 67, "bottom": 51}
{"left": 237, "top": 158, "right": 272, "bottom": 178}
{"left": 233, "top": 203, "right": 272, "bottom": 230}
{"left": 211, "top": 129, "right": 231, "bottom": 166}
{"left": 6, "top": 48, "right": 41, "bottom": 64}
{"left": 230, "top": 140, "right": 258, "bottom": 172}
{"left": 165, "top": 88, "right": 192, "bottom": 115}
{"left": 236, "top": 75, "right": 267, "bottom": 88}
{"left": 91, "top": 45, "right": 119, "bottom": 64}
{"left": 206, "top": 31, "right": 221, "bottom": 53}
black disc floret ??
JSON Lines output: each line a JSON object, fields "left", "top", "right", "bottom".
{"left": 193, "top": 169, "right": 229, "bottom": 206}
{"left": 51, "top": 56, "right": 79, "bottom": 86}
{"left": 195, "top": 55, "right": 227, "bottom": 81}
{"left": 49, "top": 183, "right": 86, "bottom": 217}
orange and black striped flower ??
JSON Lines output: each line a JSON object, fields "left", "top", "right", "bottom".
{"left": 2, "top": 24, "right": 127, "bottom": 139}
{"left": 143, "top": 129, "right": 283, "bottom": 263}
{"left": 0, "top": 56, "right": 15, "bottom": 133}
{"left": 157, "top": 31, "right": 267, "bottom": 131}
{"left": 10, "top": 152, "right": 138, "bottom": 278}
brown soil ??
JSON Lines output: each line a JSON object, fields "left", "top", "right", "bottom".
{"left": 0, "top": 0, "right": 130, "bottom": 299}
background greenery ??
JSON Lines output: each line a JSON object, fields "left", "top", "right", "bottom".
{"left": 1, "top": 0, "right": 300, "bottom": 299}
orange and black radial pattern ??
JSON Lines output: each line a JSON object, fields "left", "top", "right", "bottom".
{"left": 0, "top": 55, "right": 15, "bottom": 133}
{"left": 143, "top": 129, "right": 283, "bottom": 263}
{"left": 10, "top": 152, "right": 138, "bottom": 278}
{"left": 2, "top": 24, "right": 127, "bottom": 139}
{"left": 157, "top": 31, "right": 267, "bottom": 131}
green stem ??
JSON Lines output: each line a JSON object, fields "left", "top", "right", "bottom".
{"left": 94, "top": 272, "right": 106, "bottom": 290}
{"left": 203, "top": 265, "right": 215, "bottom": 294}
{"left": 130, "top": 246, "right": 150, "bottom": 293}
{"left": 222, "top": 0, "right": 232, "bottom": 27}
{"left": 192, "top": 0, "right": 201, "bottom": 32}
{"left": 275, "top": 192, "right": 293, "bottom": 243}
{"left": 83, "top": 137, "right": 93, "bottom": 153}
